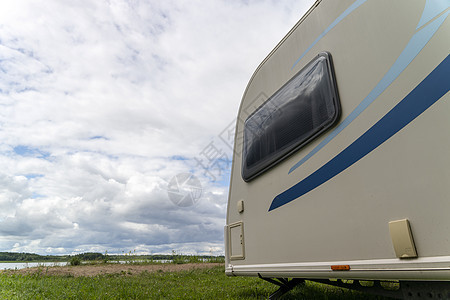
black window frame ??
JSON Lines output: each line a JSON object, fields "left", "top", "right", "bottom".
{"left": 241, "top": 52, "right": 341, "bottom": 182}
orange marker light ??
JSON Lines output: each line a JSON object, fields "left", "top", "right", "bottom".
{"left": 331, "top": 265, "right": 350, "bottom": 271}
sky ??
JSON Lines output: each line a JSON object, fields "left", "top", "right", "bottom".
{"left": 0, "top": 0, "right": 315, "bottom": 256}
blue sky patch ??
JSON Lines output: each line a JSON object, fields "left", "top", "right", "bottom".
{"left": 13, "top": 145, "right": 50, "bottom": 158}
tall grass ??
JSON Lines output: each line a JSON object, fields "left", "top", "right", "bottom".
{"left": 0, "top": 265, "right": 390, "bottom": 299}
{"left": 171, "top": 253, "right": 225, "bottom": 264}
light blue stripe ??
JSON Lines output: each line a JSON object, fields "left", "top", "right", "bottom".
{"left": 291, "top": 0, "right": 368, "bottom": 70}
{"left": 417, "top": 0, "right": 450, "bottom": 29}
{"left": 289, "top": 11, "right": 449, "bottom": 174}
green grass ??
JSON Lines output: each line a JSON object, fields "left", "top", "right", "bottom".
{"left": 0, "top": 265, "right": 391, "bottom": 299}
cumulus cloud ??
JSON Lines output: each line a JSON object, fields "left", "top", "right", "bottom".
{"left": 0, "top": 0, "right": 315, "bottom": 255}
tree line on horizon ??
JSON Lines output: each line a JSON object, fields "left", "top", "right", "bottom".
{"left": 0, "top": 252, "right": 69, "bottom": 262}
{"left": 0, "top": 251, "right": 224, "bottom": 262}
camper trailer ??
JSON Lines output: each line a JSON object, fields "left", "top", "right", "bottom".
{"left": 225, "top": 0, "right": 450, "bottom": 298}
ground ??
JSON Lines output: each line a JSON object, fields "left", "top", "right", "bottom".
{"left": 2, "top": 263, "right": 223, "bottom": 277}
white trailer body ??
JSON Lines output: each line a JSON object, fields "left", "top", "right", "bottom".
{"left": 225, "top": 0, "right": 450, "bottom": 295}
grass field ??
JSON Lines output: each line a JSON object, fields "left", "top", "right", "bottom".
{"left": 0, "top": 264, "right": 392, "bottom": 299}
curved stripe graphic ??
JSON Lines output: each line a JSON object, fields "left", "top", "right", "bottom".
{"left": 416, "top": 0, "right": 450, "bottom": 29}
{"left": 289, "top": 10, "right": 449, "bottom": 174}
{"left": 269, "top": 55, "right": 450, "bottom": 211}
{"left": 291, "top": 0, "right": 367, "bottom": 70}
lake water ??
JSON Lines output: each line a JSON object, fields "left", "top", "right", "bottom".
{"left": 0, "top": 262, "right": 67, "bottom": 270}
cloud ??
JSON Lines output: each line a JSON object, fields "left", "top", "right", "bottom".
{"left": 0, "top": 0, "right": 315, "bottom": 255}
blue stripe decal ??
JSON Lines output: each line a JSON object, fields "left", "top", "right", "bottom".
{"left": 291, "top": 0, "right": 368, "bottom": 70}
{"left": 289, "top": 10, "right": 449, "bottom": 174}
{"left": 416, "top": 0, "right": 450, "bottom": 29}
{"left": 269, "top": 55, "right": 450, "bottom": 211}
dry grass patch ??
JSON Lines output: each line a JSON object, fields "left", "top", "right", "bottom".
{"left": 3, "top": 262, "right": 222, "bottom": 277}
